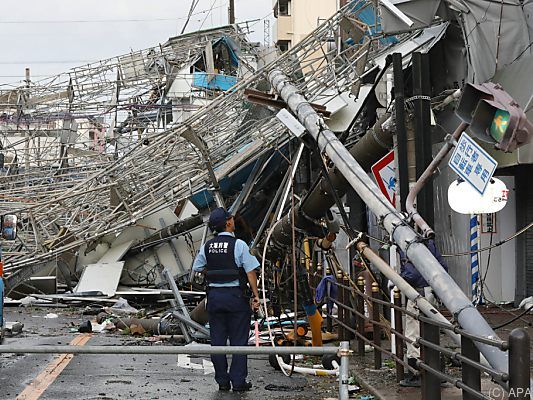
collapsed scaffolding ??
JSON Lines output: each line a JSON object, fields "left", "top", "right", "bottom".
{"left": 0, "top": 24, "right": 256, "bottom": 205}
{"left": 1, "top": 1, "right": 394, "bottom": 288}
{"left": 0, "top": 0, "right": 523, "bottom": 392}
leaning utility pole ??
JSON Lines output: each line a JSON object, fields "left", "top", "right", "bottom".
{"left": 229, "top": 0, "right": 235, "bottom": 24}
{"left": 267, "top": 68, "right": 511, "bottom": 386}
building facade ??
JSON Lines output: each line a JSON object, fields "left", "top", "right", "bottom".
{"left": 272, "top": 0, "right": 338, "bottom": 52}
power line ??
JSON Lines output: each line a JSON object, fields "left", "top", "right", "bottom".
{"left": 441, "top": 221, "right": 533, "bottom": 257}
{"left": 0, "top": 18, "right": 181, "bottom": 24}
{"left": 181, "top": 0, "right": 201, "bottom": 34}
{"left": 0, "top": 75, "right": 49, "bottom": 78}
{"left": 0, "top": 4, "right": 227, "bottom": 25}
{"left": 0, "top": 60, "right": 95, "bottom": 65}
{"left": 199, "top": 0, "right": 219, "bottom": 31}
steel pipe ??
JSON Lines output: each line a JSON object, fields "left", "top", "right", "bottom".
{"left": 406, "top": 122, "right": 467, "bottom": 238}
{"left": 356, "top": 242, "right": 463, "bottom": 347}
{"left": 267, "top": 68, "right": 511, "bottom": 385}
{"left": 339, "top": 341, "right": 350, "bottom": 400}
{"left": 0, "top": 344, "right": 338, "bottom": 356}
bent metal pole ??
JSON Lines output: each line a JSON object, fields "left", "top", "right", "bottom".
{"left": 267, "top": 69, "right": 510, "bottom": 379}
{"left": 356, "top": 243, "right": 460, "bottom": 341}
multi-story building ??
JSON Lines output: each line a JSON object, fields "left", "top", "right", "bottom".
{"left": 272, "top": 0, "right": 338, "bottom": 52}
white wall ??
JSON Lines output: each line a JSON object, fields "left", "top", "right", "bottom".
{"left": 478, "top": 176, "right": 516, "bottom": 303}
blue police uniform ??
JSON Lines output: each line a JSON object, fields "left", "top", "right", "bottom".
{"left": 192, "top": 231, "right": 259, "bottom": 389}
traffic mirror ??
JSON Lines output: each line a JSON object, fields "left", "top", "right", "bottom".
{"left": 447, "top": 178, "right": 508, "bottom": 214}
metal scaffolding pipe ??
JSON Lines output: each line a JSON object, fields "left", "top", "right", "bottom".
{"left": 0, "top": 344, "right": 338, "bottom": 356}
{"left": 355, "top": 241, "right": 493, "bottom": 367}
{"left": 356, "top": 243, "right": 456, "bottom": 331}
{"left": 128, "top": 214, "right": 203, "bottom": 256}
{"left": 406, "top": 122, "right": 466, "bottom": 238}
{"left": 267, "top": 68, "right": 510, "bottom": 382}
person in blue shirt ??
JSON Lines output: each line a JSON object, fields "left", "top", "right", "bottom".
{"left": 397, "top": 238, "right": 448, "bottom": 387}
{"left": 193, "top": 207, "right": 260, "bottom": 392}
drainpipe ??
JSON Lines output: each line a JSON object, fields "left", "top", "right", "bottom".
{"left": 412, "top": 52, "right": 434, "bottom": 228}
{"left": 406, "top": 122, "right": 466, "bottom": 238}
{"left": 267, "top": 68, "right": 511, "bottom": 384}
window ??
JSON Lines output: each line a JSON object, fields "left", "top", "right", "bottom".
{"left": 277, "top": 40, "right": 291, "bottom": 53}
{"left": 278, "top": 0, "right": 291, "bottom": 16}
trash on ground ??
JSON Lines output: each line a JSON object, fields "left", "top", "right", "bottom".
{"left": 78, "top": 320, "right": 92, "bottom": 333}
{"left": 4, "top": 322, "right": 24, "bottom": 336}
{"left": 264, "top": 384, "right": 305, "bottom": 391}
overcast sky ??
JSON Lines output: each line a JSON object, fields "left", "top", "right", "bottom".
{"left": 0, "top": 0, "right": 273, "bottom": 86}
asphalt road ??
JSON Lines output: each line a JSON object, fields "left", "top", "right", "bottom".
{"left": 0, "top": 307, "right": 340, "bottom": 400}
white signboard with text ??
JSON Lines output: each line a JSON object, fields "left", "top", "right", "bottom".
{"left": 448, "top": 132, "right": 498, "bottom": 195}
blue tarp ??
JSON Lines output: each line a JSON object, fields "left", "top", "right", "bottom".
{"left": 192, "top": 72, "right": 237, "bottom": 91}
{"left": 190, "top": 161, "right": 257, "bottom": 209}
{"left": 315, "top": 275, "right": 338, "bottom": 315}
{"left": 350, "top": 1, "right": 398, "bottom": 46}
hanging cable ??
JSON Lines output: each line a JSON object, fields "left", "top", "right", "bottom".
{"left": 199, "top": 0, "right": 218, "bottom": 30}
{"left": 181, "top": 0, "right": 201, "bottom": 34}
{"left": 441, "top": 221, "right": 533, "bottom": 257}
{"left": 492, "top": 304, "right": 533, "bottom": 330}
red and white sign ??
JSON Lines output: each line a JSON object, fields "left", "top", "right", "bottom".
{"left": 371, "top": 150, "right": 396, "bottom": 207}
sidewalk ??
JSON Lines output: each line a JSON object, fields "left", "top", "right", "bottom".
{"left": 348, "top": 305, "right": 532, "bottom": 400}
{"left": 350, "top": 355, "right": 506, "bottom": 400}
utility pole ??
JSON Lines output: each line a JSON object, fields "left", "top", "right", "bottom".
{"left": 392, "top": 53, "right": 409, "bottom": 212}
{"left": 228, "top": 0, "right": 235, "bottom": 25}
{"left": 24, "top": 68, "right": 31, "bottom": 172}
{"left": 412, "top": 52, "right": 434, "bottom": 228}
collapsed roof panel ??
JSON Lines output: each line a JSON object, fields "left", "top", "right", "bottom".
{"left": 378, "top": 0, "right": 533, "bottom": 83}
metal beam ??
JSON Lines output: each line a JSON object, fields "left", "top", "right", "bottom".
{"left": 393, "top": 52, "right": 409, "bottom": 212}
{"left": 0, "top": 344, "right": 337, "bottom": 356}
{"left": 267, "top": 68, "right": 510, "bottom": 385}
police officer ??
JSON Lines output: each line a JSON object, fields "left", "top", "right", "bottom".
{"left": 192, "top": 207, "right": 260, "bottom": 392}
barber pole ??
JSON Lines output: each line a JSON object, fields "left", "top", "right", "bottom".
{"left": 470, "top": 214, "right": 480, "bottom": 304}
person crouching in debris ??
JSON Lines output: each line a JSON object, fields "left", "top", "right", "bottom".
{"left": 192, "top": 207, "right": 261, "bottom": 392}
{"left": 396, "top": 238, "right": 447, "bottom": 387}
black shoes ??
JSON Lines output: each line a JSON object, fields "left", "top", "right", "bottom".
{"left": 232, "top": 381, "right": 253, "bottom": 392}
{"left": 400, "top": 357, "right": 421, "bottom": 388}
{"left": 218, "top": 383, "right": 231, "bottom": 391}
{"left": 399, "top": 375, "right": 421, "bottom": 387}
{"left": 218, "top": 381, "right": 252, "bottom": 391}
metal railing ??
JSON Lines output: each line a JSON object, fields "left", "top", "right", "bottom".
{"left": 325, "top": 275, "right": 531, "bottom": 400}
{"left": 0, "top": 341, "right": 352, "bottom": 399}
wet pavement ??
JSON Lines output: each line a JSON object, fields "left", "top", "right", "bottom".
{"left": 3, "top": 304, "right": 529, "bottom": 399}
{"left": 0, "top": 306, "right": 343, "bottom": 400}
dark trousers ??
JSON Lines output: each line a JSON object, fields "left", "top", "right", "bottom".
{"left": 207, "top": 287, "right": 252, "bottom": 386}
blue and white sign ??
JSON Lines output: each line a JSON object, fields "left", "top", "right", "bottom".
{"left": 448, "top": 132, "right": 498, "bottom": 195}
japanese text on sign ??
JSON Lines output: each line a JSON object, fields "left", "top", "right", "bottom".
{"left": 449, "top": 132, "right": 498, "bottom": 195}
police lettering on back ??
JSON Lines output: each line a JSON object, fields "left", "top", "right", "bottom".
{"left": 208, "top": 241, "right": 229, "bottom": 254}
